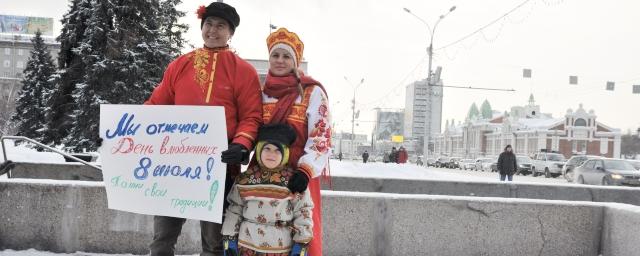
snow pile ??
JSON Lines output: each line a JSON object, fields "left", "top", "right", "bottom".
{"left": 0, "top": 142, "right": 66, "bottom": 164}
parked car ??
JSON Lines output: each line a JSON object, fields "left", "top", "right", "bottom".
{"left": 436, "top": 157, "right": 450, "bottom": 168}
{"left": 474, "top": 158, "right": 493, "bottom": 172}
{"left": 448, "top": 157, "right": 462, "bottom": 169}
{"left": 514, "top": 155, "right": 534, "bottom": 175}
{"left": 531, "top": 151, "right": 567, "bottom": 178}
{"left": 574, "top": 158, "right": 640, "bottom": 186}
{"left": 487, "top": 156, "right": 499, "bottom": 172}
{"left": 627, "top": 160, "right": 640, "bottom": 171}
{"left": 460, "top": 159, "right": 476, "bottom": 170}
{"left": 563, "top": 155, "right": 602, "bottom": 182}
{"left": 426, "top": 158, "right": 437, "bottom": 167}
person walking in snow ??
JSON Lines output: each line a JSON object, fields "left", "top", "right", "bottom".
{"left": 362, "top": 150, "right": 369, "bottom": 163}
{"left": 222, "top": 124, "right": 313, "bottom": 256}
{"left": 497, "top": 144, "right": 518, "bottom": 181}
{"left": 390, "top": 147, "right": 398, "bottom": 164}
{"left": 144, "top": 2, "right": 263, "bottom": 255}
{"left": 397, "top": 146, "right": 408, "bottom": 164}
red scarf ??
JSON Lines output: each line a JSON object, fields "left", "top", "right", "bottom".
{"left": 263, "top": 72, "right": 324, "bottom": 124}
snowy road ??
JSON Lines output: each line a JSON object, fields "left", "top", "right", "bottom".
{"left": 329, "top": 159, "right": 570, "bottom": 185}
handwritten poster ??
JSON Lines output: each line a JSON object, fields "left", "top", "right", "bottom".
{"left": 99, "top": 105, "right": 228, "bottom": 223}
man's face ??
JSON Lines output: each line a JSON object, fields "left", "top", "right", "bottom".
{"left": 507, "top": 147, "right": 512, "bottom": 152}
{"left": 201, "top": 16, "right": 232, "bottom": 48}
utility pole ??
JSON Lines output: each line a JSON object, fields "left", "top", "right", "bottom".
{"left": 345, "top": 76, "right": 364, "bottom": 157}
{"left": 404, "top": 6, "right": 456, "bottom": 160}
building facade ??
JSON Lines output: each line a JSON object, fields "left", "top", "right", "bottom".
{"left": 404, "top": 67, "right": 444, "bottom": 154}
{"left": 433, "top": 96, "right": 621, "bottom": 159}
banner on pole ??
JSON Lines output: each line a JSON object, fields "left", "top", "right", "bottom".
{"left": 99, "top": 105, "right": 228, "bottom": 223}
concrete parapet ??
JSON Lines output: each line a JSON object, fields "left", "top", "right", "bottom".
{"left": 3, "top": 180, "right": 637, "bottom": 255}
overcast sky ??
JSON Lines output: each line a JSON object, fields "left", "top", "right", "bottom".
{"left": 4, "top": 0, "right": 640, "bottom": 136}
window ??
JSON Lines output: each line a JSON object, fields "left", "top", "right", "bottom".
{"left": 3, "top": 60, "right": 10, "bottom": 68}
{"left": 4, "top": 48, "right": 10, "bottom": 55}
{"left": 594, "top": 160, "right": 603, "bottom": 170}
{"left": 18, "top": 49, "right": 24, "bottom": 56}
{"left": 584, "top": 160, "right": 596, "bottom": 169}
{"left": 574, "top": 118, "right": 586, "bottom": 126}
{"left": 16, "top": 61, "right": 24, "bottom": 68}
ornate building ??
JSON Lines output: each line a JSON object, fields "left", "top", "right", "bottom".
{"left": 433, "top": 95, "right": 621, "bottom": 159}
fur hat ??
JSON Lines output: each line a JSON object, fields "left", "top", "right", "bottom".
{"left": 197, "top": 2, "right": 240, "bottom": 33}
{"left": 256, "top": 124, "right": 297, "bottom": 168}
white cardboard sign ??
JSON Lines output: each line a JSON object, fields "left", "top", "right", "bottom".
{"left": 99, "top": 104, "right": 228, "bottom": 223}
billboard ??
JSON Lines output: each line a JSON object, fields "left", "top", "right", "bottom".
{"left": 375, "top": 111, "right": 403, "bottom": 141}
{"left": 0, "top": 15, "right": 54, "bottom": 36}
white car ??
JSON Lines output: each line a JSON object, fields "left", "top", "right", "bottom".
{"left": 531, "top": 152, "right": 567, "bottom": 178}
{"left": 460, "top": 159, "right": 476, "bottom": 170}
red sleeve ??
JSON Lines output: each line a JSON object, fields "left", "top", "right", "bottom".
{"left": 231, "top": 63, "right": 263, "bottom": 149}
{"left": 144, "top": 58, "right": 178, "bottom": 105}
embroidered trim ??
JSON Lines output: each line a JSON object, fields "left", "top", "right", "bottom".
{"left": 235, "top": 132, "right": 255, "bottom": 142}
{"left": 238, "top": 185, "right": 293, "bottom": 200}
{"left": 238, "top": 239, "right": 291, "bottom": 252}
{"left": 192, "top": 49, "right": 210, "bottom": 89}
{"left": 205, "top": 52, "right": 219, "bottom": 103}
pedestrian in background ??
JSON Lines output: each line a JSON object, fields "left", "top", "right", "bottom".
{"left": 497, "top": 145, "right": 518, "bottom": 181}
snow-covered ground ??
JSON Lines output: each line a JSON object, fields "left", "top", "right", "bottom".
{"left": 330, "top": 159, "right": 570, "bottom": 184}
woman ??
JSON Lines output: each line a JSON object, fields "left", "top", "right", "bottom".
{"left": 260, "top": 27, "right": 331, "bottom": 255}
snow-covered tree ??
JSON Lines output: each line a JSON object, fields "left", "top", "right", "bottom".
{"left": 64, "top": 0, "right": 114, "bottom": 152}
{"left": 43, "top": 0, "right": 92, "bottom": 145}
{"left": 11, "top": 30, "right": 56, "bottom": 140}
{"left": 480, "top": 99, "right": 493, "bottom": 119}
{"left": 158, "top": 0, "right": 189, "bottom": 58}
{"left": 467, "top": 103, "right": 480, "bottom": 120}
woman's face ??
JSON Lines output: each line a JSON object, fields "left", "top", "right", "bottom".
{"left": 261, "top": 143, "right": 283, "bottom": 169}
{"left": 269, "top": 48, "right": 295, "bottom": 76}
{"left": 201, "top": 16, "right": 232, "bottom": 48}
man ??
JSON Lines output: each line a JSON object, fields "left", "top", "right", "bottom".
{"left": 145, "top": 2, "right": 262, "bottom": 255}
{"left": 362, "top": 150, "right": 369, "bottom": 163}
{"left": 497, "top": 145, "right": 518, "bottom": 182}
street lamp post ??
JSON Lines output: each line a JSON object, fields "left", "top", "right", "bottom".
{"left": 404, "top": 6, "right": 456, "bottom": 160}
{"left": 345, "top": 76, "right": 364, "bottom": 157}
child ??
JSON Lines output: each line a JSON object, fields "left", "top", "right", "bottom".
{"left": 222, "top": 124, "right": 313, "bottom": 256}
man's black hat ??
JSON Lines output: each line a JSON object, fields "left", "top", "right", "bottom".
{"left": 200, "top": 2, "right": 240, "bottom": 32}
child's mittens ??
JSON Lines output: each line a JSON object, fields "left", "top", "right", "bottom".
{"left": 287, "top": 170, "right": 309, "bottom": 193}
{"left": 289, "top": 243, "right": 308, "bottom": 256}
{"left": 223, "top": 236, "right": 239, "bottom": 256}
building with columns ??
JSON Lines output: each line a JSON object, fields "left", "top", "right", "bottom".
{"left": 433, "top": 95, "right": 621, "bottom": 159}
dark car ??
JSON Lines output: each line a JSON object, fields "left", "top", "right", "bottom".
{"left": 435, "top": 157, "right": 450, "bottom": 168}
{"left": 573, "top": 158, "right": 640, "bottom": 186}
{"left": 563, "top": 155, "right": 602, "bottom": 182}
{"left": 448, "top": 157, "right": 462, "bottom": 169}
{"left": 515, "top": 155, "right": 534, "bottom": 175}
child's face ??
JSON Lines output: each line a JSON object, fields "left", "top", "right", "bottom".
{"left": 261, "top": 143, "right": 283, "bottom": 169}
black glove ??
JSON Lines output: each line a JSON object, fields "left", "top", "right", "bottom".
{"left": 288, "top": 170, "right": 309, "bottom": 193}
{"left": 221, "top": 143, "right": 249, "bottom": 165}
{"left": 96, "top": 137, "right": 103, "bottom": 147}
